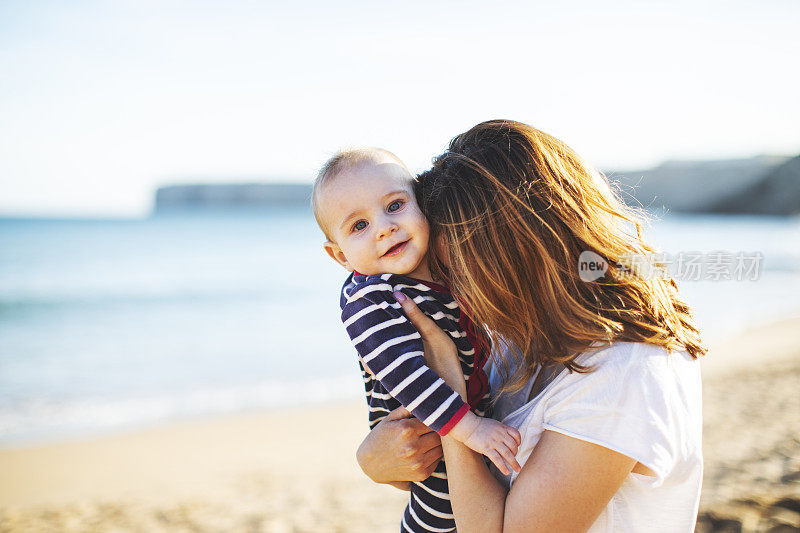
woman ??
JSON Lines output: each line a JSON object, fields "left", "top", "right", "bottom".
{"left": 357, "top": 120, "right": 706, "bottom": 531}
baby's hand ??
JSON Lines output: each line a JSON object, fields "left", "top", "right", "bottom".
{"left": 449, "top": 412, "right": 522, "bottom": 475}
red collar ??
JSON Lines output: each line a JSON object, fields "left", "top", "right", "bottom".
{"left": 352, "top": 270, "right": 450, "bottom": 294}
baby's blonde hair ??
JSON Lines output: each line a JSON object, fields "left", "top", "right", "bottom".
{"left": 312, "top": 147, "right": 410, "bottom": 240}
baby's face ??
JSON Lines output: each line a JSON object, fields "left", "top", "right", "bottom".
{"left": 320, "top": 158, "right": 431, "bottom": 280}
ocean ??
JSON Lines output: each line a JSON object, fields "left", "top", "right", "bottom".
{"left": 1, "top": 210, "right": 799, "bottom": 447}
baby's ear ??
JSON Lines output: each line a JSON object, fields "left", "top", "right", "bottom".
{"left": 323, "top": 241, "right": 353, "bottom": 271}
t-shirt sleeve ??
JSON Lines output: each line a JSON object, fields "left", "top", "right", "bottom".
{"left": 540, "top": 345, "right": 684, "bottom": 484}
{"left": 341, "top": 279, "right": 469, "bottom": 435}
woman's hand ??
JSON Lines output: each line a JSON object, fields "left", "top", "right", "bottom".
{"left": 392, "top": 290, "right": 467, "bottom": 397}
{"left": 356, "top": 405, "right": 443, "bottom": 487}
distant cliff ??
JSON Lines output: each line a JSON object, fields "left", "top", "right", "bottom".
{"left": 607, "top": 155, "right": 798, "bottom": 215}
{"left": 154, "top": 182, "right": 312, "bottom": 212}
{"left": 706, "top": 155, "right": 800, "bottom": 215}
{"left": 153, "top": 155, "right": 800, "bottom": 216}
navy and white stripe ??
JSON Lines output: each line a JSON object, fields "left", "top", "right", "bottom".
{"left": 340, "top": 272, "right": 492, "bottom": 533}
{"left": 341, "top": 273, "right": 473, "bottom": 435}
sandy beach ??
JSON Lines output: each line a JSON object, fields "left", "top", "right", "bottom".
{"left": 1, "top": 318, "right": 799, "bottom": 532}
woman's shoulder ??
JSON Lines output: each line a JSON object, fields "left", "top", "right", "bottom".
{"left": 491, "top": 340, "right": 701, "bottom": 413}
{"left": 542, "top": 342, "right": 703, "bottom": 482}
{"left": 493, "top": 341, "right": 697, "bottom": 380}
{"left": 543, "top": 341, "right": 702, "bottom": 415}
{"left": 577, "top": 341, "right": 697, "bottom": 378}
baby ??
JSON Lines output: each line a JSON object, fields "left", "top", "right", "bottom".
{"left": 313, "top": 148, "right": 520, "bottom": 533}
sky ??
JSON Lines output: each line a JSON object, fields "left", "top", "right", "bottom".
{"left": 1, "top": 0, "right": 798, "bottom": 217}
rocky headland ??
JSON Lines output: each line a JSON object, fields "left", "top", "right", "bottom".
{"left": 152, "top": 154, "right": 799, "bottom": 216}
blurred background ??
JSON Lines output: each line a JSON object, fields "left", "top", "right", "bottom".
{"left": 1, "top": 1, "right": 798, "bottom": 531}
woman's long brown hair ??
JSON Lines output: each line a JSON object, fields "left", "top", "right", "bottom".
{"left": 417, "top": 120, "right": 707, "bottom": 391}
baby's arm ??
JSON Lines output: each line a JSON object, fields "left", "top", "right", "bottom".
{"left": 343, "top": 279, "right": 470, "bottom": 434}
{"left": 448, "top": 411, "right": 521, "bottom": 475}
{"left": 343, "top": 278, "right": 520, "bottom": 473}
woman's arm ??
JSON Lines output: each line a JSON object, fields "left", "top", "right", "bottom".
{"left": 395, "top": 292, "right": 637, "bottom": 533}
{"left": 356, "top": 405, "right": 443, "bottom": 488}
{"left": 443, "top": 429, "right": 636, "bottom": 532}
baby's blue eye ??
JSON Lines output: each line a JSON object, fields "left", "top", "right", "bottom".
{"left": 388, "top": 200, "right": 403, "bottom": 212}
{"left": 352, "top": 220, "right": 367, "bottom": 232}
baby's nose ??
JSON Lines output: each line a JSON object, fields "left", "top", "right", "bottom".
{"left": 376, "top": 220, "right": 398, "bottom": 239}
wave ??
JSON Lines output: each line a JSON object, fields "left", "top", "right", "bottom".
{"left": 0, "top": 285, "right": 320, "bottom": 312}
{"left": 0, "top": 374, "right": 363, "bottom": 448}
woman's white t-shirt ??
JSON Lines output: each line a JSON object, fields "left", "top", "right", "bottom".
{"left": 490, "top": 342, "right": 703, "bottom": 532}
